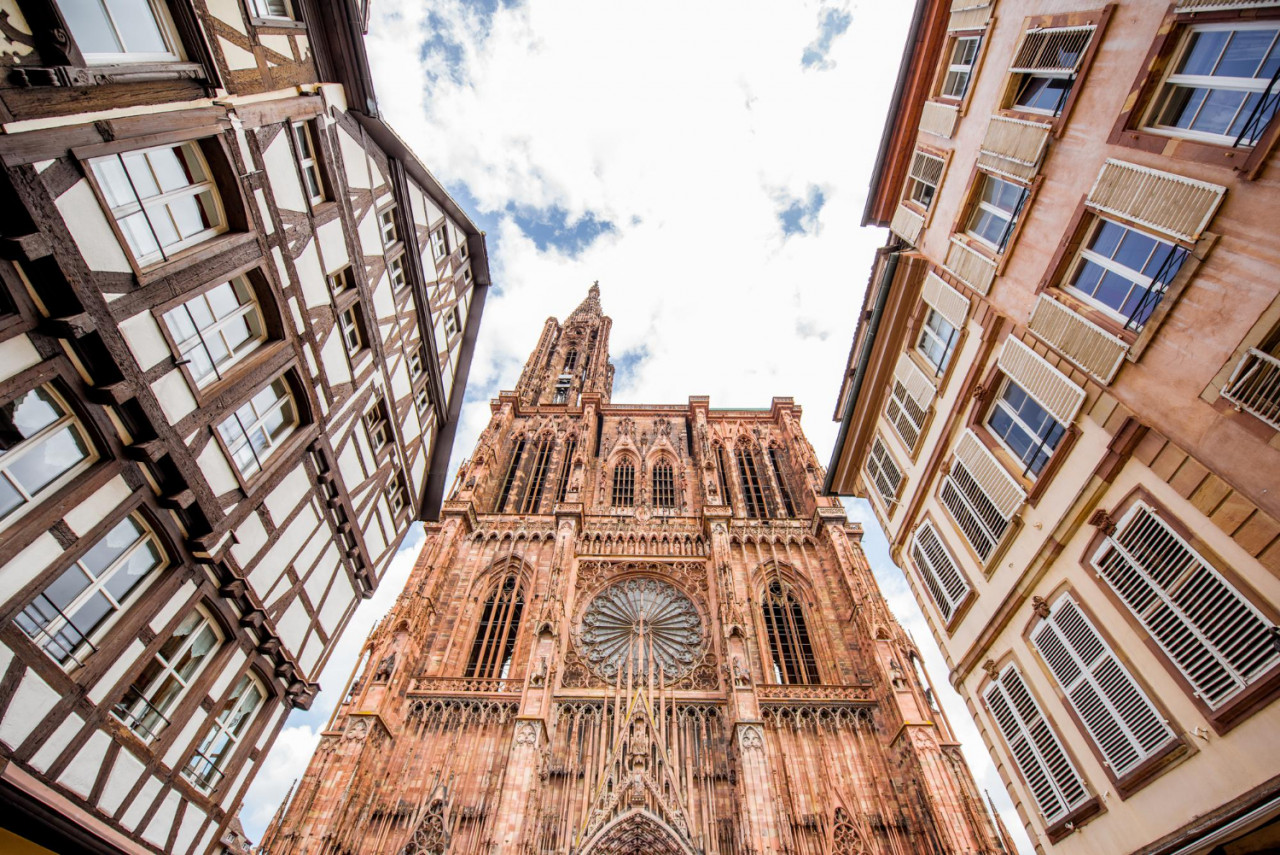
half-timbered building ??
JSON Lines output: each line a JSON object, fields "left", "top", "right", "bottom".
{"left": 0, "top": 0, "right": 490, "bottom": 851}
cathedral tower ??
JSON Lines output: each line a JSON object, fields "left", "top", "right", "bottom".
{"left": 261, "top": 286, "right": 1005, "bottom": 855}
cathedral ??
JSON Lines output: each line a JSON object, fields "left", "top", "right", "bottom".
{"left": 259, "top": 285, "right": 1005, "bottom": 855}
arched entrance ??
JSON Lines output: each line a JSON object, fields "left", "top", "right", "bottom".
{"left": 579, "top": 809, "right": 695, "bottom": 855}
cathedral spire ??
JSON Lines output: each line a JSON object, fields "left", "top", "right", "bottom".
{"left": 568, "top": 280, "right": 603, "bottom": 320}
{"left": 514, "top": 281, "right": 614, "bottom": 406}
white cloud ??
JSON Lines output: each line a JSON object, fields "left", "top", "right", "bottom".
{"left": 243, "top": 2, "right": 1033, "bottom": 851}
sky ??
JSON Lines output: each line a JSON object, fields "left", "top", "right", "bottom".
{"left": 241, "top": 1, "right": 1033, "bottom": 851}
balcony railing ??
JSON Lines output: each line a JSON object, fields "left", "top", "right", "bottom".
{"left": 1222, "top": 348, "right": 1280, "bottom": 430}
{"left": 413, "top": 676, "right": 524, "bottom": 695}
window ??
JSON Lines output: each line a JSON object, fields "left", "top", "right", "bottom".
{"left": 736, "top": 446, "right": 767, "bottom": 519}
{"left": 918, "top": 308, "right": 959, "bottom": 376}
{"left": 941, "top": 35, "right": 982, "bottom": 100}
{"left": 363, "top": 401, "right": 390, "bottom": 453}
{"left": 906, "top": 149, "right": 945, "bottom": 211}
{"left": 408, "top": 345, "right": 425, "bottom": 381}
{"left": 910, "top": 523, "right": 971, "bottom": 623}
{"left": 519, "top": 438, "right": 554, "bottom": 513}
{"left": 429, "top": 226, "right": 449, "bottom": 260}
{"left": 564, "top": 349, "right": 579, "bottom": 372}
{"left": 327, "top": 266, "right": 353, "bottom": 296}
{"left": 388, "top": 256, "right": 407, "bottom": 291}
{"left": 496, "top": 438, "right": 525, "bottom": 512}
{"left": 886, "top": 375, "right": 929, "bottom": 451}
{"left": 761, "top": 579, "right": 819, "bottom": 684}
{"left": 984, "top": 664, "right": 1090, "bottom": 826}
{"left": 113, "top": 607, "right": 222, "bottom": 741}
{"left": 250, "top": 0, "right": 296, "bottom": 19}
{"left": 162, "top": 278, "right": 265, "bottom": 387}
{"left": 866, "top": 436, "right": 903, "bottom": 506}
{"left": 90, "top": 142, "right": 225, "bottom": 266}
{"left": 184, "top": 675, "right": 264, "bottom": 792}
{"left": 1032, "top": 594, "right": 1176, "bottom": 779}
{"left": 1063, "top": 218, "right": 1187, "bottom": 331}
{"left": 986, "top": 378, "right": 1067, "bottom": 478}
{"left": 1147, "top": 23, "right": 1280, "bottom": 147}
{"left": 966, "top": 173, "right": 1026, "bottom": 251}
{"left": 465, "top": 574, "right": 524, "bottom": 679}
{"left": 459, "top": 237, "right": 468, "bottom": 260}
{"left": 652, "top": 460, "right": 675, "bottom": 508}
{"left": 17, "top": 514, "right": 164, "bottom": 668}
{"left": 768, "top": 447, "right": 795, "bottom": 517}
{"left": 939, "top": 432, "right": 1024, "bottom": 562}
{"left": 555, "top": 438, "right": 577, "bottom": 503}
{"left": 1091, "top": 501, "right": 1279, "bottom": 710}
{"left": 216, "top": 377, "right": 298, "bottom": 477}
{"left": 715, "top": 446, "right": 732, "bottom": 508}
{"left": 379, "top": 208, "right": 398, "bottom": 247}
{"left": 611, "top": 459, "right": 635, "bottom": 507}
{"left": 1007, "top": 26, "right": 1095, "bottom": 117}
{"left": 292, "top": 122, "right": 325, "bottom": 205}
{"left": 0, "top": 385, "right": 95, "bottom": 527}
{"left": 385, "top": 467, "right": 409, "bottom": 518}
{"left": 59, "top": 0, "right": 181, "bottom": 63}
{"left": 414, "top": 385, "right": 431, "bottom": 416}
{"left": 338, "top": 303, "right": 365, "bottom": 356}
{"left": 552, "top": 376, "right": 571, "bottom": 405}
{"left": 444, "top": 305, "right": 461, "bottom": 338}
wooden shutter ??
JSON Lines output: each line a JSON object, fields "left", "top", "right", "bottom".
{"left": 978, "top": 116, "right": 1051, "bottom": 183}
{"left": 1009, "top": 26, "right": 1095, "bottom": 75}
{"left": 911, "top": 522, "right": 971, "bottom": 621}
{"left": 887, "top": 353, "right": 933, "bottom": 450}
{"left": 1175, "top": 0, "right": 1280, "bottom": 10}
{"left": 1028, "top": 294, "right": 1129, "bottom": 384}
{"left": 997, "top": 336, "right": 1086, "bottom": 426}
{"left": 940, "top": 430, "right": 1025, "bottom": 560}
{"left": 949, "top": 0, "right": 994, "bottom": 30}
{"left": 944, "top": 237, "right": 997, "bottom": 295}
{"left": 909, "top": 149, "right": 947, "bottom": 189}
{"left": 984, "top": 664, "right": 1090, "bottom": 824}
{"left": 920, "top": 101, "right": 960, "bottom": 139}
{"left": 922, "top": 271, "right": 970, "bottom": 331}
{"left": 891, "top": 205, "right": 925, "bottom": 245}
{"left": 1091, "top": 502, "right": 1279, "bottom": 709}
{"left": 867, "top": 436, "right": 903, "bottom": 505}
{"left": 1033, "top": 595, "right": 1175, "bottom": 777}
{"left": 1087, "top": 159, "right": 1226, "bottom": 244}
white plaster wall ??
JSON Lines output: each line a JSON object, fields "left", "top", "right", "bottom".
{"left": 56, "top": 181, "right": 131, "bottom": 273}
{"left": 55, "top": 728, "right": 110, "bottom": 798}
{"left": 276, "top": 598, "right": 310, "bottom": 653}
{"left": 262, "top": 131, "right": 307, "bottom": 213}
{"left": 97, "top": 748, "right": 145, "bottom": 815}
{"left": 230, "top": 509, "right": 269, "bottom": 568}
{"left": 119, "top": 311, "right": 172, "bottom": 372}
{"left": 141, "top": 789, "right": 182, "bottom": 847}
{"left": 175, "top": 803, "right": 206, "bottom": 855}
{"left": 265, "top": 465, "right": 311, "bottom": 523}
{"left": 62, "top": 476, "right": 131, "bottom": 537}
{"left": 0, "top": 671, "right": 59, "bottom": 748}
{"left": 294, "top": 242, "right": 329, "bottom": 310}
{"left": 319, "top": 332, "right": 352, "bottom": 385}
{"left": 150, "top": 580, "right": 197, "bottom": 634}
{"left": 152, "top": 370, "right": 198, "bottom": 424}
{"left": 90, "top": 639, "right": 145, "bottom": 704}
{"left": 29, "top": 713, "right": 83, "bottom": 773}
{"left": 196, "top": 441, "right": 241, "bottom": 496}
{"left": 317, "top": 562, "right": 353, "bottom": 636}
{"left": 317, "top": 217, "right": 349, "bottom": 272}
{"left": 338, "top": 127, "right": 370, "bottom": 190}
{"left": 0, "top": 334, "right": 42, "bottom": 383}
{"left": 163, "top": 711, "right": 205, "bottom": 768}
{"left": 204, "top": 0, "right": 245, "bottom": 33}
{"left": 0, "top": 533, "right": 62, "bottom": 605}
{"left": 120, "top": 775, "right": 162, "bottom": 831}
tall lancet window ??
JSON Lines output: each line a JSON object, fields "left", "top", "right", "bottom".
{"left": 519, "top": 437, "right": 554, "bottom": 513}
{"left": 762, "top": 579, "right": 819, "bottom": 684}
{"left": 564, "top": 349, "right": 578, "bottom": 372}
{"left": 716, "top": 446, "right": 732, "bottom": 507}
{"left": 496, "top": 438, "right": 525, "bottom": 512}
{"left": 612, "top": 459, "right": 635, "bottom": 507}
{"left": 769, "top": 446, "right": 796, "bottom": 518}
{"left": 465, "top": 574, "right": 525, "bottom": 679}
{"left": 652, "top": 460, "right": 675, "bottom": 508}
{"left": 736, "top": 446, "right": 767, "bottom": 519}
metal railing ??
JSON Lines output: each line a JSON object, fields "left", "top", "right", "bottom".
{"left": 111, "top": 688, "right": 171, "bottom": 742}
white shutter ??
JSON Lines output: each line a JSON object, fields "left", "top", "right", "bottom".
{"left": 909, "top": 149, "right": 947, "bottom": 189}
{"left": 1028, "top": 293, "right": 1130, "bottom": 384}
{"left": 977, "top": 116, "right": 1051, "bottom": 184}
{"left": 1091, "top": 502, "right": 1279, "bottom": 709}
{"left": 1087, "top": 159, "right": 1226, "bottom": 244}
{"left": 1032, "top": 595, "right": 1175, "bottom": 777}
{"left": 949, "top": 0, "right": 994, "bottom": 30}
{"left": 887, "top": 354, "right": 933, "bottom": 451}
{"left": 920, "top": 101, "right": 960, "bottom": 139}
{"left": 940, "top": 430, "right": 1025, "bottom": 561}
{"left": 1009, "top": 26, "right": 1095, "bottom": 75}
{"left": 944, "top": 236, "right": 997, "bottom": 295}
{"left": 921, "top": 271, "right": 970, "bottom": 331}
{"left": 891, "top": 204, "right": 925, "bottom": 245}
{"left": 998, "top": 336, "right": 1086, "bottom": 426}
{"left": 911, "top": 522, "right": 971, "bottom": 621}
{"left": 1176, "top": 0, "right": 1280, "bottom": 10}
{"left": 866, "top": 436, "right": 903, "bottom": 506}
{"left": 984, "top": 664, "right": 1090, "bottom": 824}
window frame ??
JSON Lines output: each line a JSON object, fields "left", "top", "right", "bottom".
{"left": 984, "top": 375, "right": 1069, "bottom": 480}
{"left": 866, "top": 434, "right": 904, "bottom": 510}
{"left": 338, "top": 301, "right": 366, "bottom": 357}
{"left": 388, "top": 254, "right": 408, "bottom": 292}
{"left": 249, "top": 0, "right": 298, "bottom": 23}
{"left": 963, "top": 171, "right": 1028, "bottom": 253}
{"left": 997, "top": 10, "right": 1112, "bottom": 136}
{"left": 289, "top": 119, "right": 327, "bottom": 207}
{"left": 182, "top": 672, "right": 267, "bottom": 793}
{"left": 378, "top": 205, "right": 400, "bottom": 249}
{"left": 759, "top": 577, "right": 821, "bottom": 685}
{"left": 917, "top": 306, "right": 960, "bottom": 378}
{"left": 938, "top": 33, "right": 984, "bottom": 102}
{"left": 58, "top": 0, "right": 186, "bottom": 65}
{"left": 214, "top": 374, "right": 301, "bottom": 482}
{"left": 909, "top": 518, "right": 974, "bottom": 629}
{"left": 1109, "top": 8, "right": 1280, "bottom": 179}
{"left": 159, "top": 274, "right": 269, "bottom": 389}
{"left": 611, "top": 457, "right": 636, "bottom": 508}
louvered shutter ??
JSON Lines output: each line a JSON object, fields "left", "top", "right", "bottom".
{"left": 1175, "top": 0, "right": 1280, "bottom": 10}
{"left": 1090, "top": 502, "right": 1279, "bottom": 709}
{"left": 978, "top": 117, "right": 1051, "bottom": 183}
{"left": 922, "top": 271, "right": 970, "bottom": 331}
{"left": 1009, "top": 26, "right": 1095, "bottom": 75}
{"left": 940, "top": 430, "right": 1025, "bottom": 560}
{"left": 949, "top": 0, "right": 994, "bottom": 31}
{"left": 944, "top": 236, "right": 997, "bottom": 294}
{"left": 1033, "top": 595, "right": 1175, "bottom": 776}
{"left": 909, "top": 149, "right": 946, "bottom": 191}
{"left": 997, "top": 337, "right": 1086, "bottom": 426}
{"left": 1087, "top": 160, "right": 1226, "bottom": 244}
{"left": 984, "top": 664, "right": 1090, "bottom": 824}
{"left": 886, "top": 352, "right": 933, "bottom": 450}
{"left": 866, "top": 436, "right": 903, "bottom": 505}
{"left": 1028, "top": 294, "right": 1129, "bottom": 384}
{"left": 921, "top": 101, "right": 960, "bottom": 139}
{"left": 911, "top": 522, "right": 971, "bottom": 621}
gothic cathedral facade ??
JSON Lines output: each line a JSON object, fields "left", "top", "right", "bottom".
{"left": 261, "top": 286, "right": 1003, "bottom": 855}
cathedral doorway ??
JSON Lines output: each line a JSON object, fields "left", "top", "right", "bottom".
{"left": 578, "top": 809, "right": 694, "bottom": 855}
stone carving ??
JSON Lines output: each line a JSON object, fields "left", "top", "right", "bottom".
{"left": 576, "top": 578, "right": 704, "bottom": 681}
{"left": 737, "top": 724, "right": 764, "bottom": 751}
{"left": 732, "top": 656, "right": 751, "bottom": 687}
{"left": 374, "top": 652, "right": 396, "bottom": 682}
{"left": 832, "top": 807, "right": 867, "bottom": 855}
{"left": 401, "top": 796, "right": 449, "bottom": 855}
{"left": 515, "top": 720, "right": 541, "bottom": 745}
{"left": 529, "top": 655, "right": 549, "bottom": 687}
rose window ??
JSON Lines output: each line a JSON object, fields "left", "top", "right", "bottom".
{"left": 577, "top": 578, "right": 703, "bottom": 681}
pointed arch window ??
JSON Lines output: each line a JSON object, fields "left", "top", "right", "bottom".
{"left": 496, "top": 437, "right": 526, "bottom": 512}
{"left": 768, "top": 446, "right": 796, "bottom": 518}
{"left": 736, "top": 446, "right": 767, "bottom": 519}
{"left": 761, "top": 579, "right": 819, "bottom": 684}
{"left": 465, "top": 574, "right": 525, "bottom": 679}
{"left": 555, "top": 437, "right": 577, "bottom": 503}
{"left": 612, "top": 459, "right": 635, "bottom": 507}
{"left": 715, "top": 446, "right": 732, "bottom": 508}
{"left": 519, "top": 437, "right": 554, "bottom": 513}
{"left": 564, "top": 349, "right": 578, "bottom": 372}
{"left": 652, "top": 460, "right": 675, "bottom": 507}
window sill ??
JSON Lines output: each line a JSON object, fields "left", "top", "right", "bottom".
{"left": 136, "top": 232, "right": 259, "bottom": 287}
{"left": 249, "top": 16, "right": 306, "bottom": 30}
{"left": 1044, "top": 796, "right": 1103, "bottom": 844}
{"left": 187, "top": 340, "right": 290, "bottom": 407}
{"left": 1110, "top": 126, "right": 1272, "bottom": 179}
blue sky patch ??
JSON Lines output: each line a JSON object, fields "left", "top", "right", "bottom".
{"left": 612, "top": 345, "right": 650, "bottom": 390}
{"left": 508, "top": 204, "right": 616, "bottom": 256}
{"left": 778, "top": 186, "right": 826, "bottom": 236}
{"left": 802, "top": 7, "right": 853, "bottom": 70}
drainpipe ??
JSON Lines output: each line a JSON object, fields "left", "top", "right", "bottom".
{"left": 823, "top": 248, "right": 901, "bottom": 496}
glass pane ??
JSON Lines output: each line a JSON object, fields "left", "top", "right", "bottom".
{"left": 2, "top": 387, "right": 63, "bottom": 448}
{"left": 251, "top": 383, "right": 283, "bottom": 416}
{"left": 93, "top": 157, "right": 137, "bottom": 209}
{"left": 1178, "top": 30, "right": 1230, "bottom": 76}
{"left": 1216, "top": 28, "right": 1275, "bottom": 78}
{"left": 67, "top": 592, "right": 112, "bottom": 640}
{"left": 103, "top": 538, "right": 161, "bottom": 601}
{"left": 149, "top": 147, "right": 192, "bottom": 194}
{"left": 204, "top": 333, "right": 230, "bottom": 367}
{"left": 0, "top": 477, "right": 22, "bottom": 519}
{"left": 168, "top": 194, "right": 211, "bottom": 241}
{"left": 222, "top": 316, "right": 255, "bottom": 352}
{"left": 1159, "top": 86, "right": 1206, "bottom": 130}
{"left": 163, "top": 306, "right": 198, "bottom": 345}
{"left": 205, "top": 283, "right": 239, "bottom": 319}
{"left": 1113, "top": 229, "right": 1157, "bottom": 274}
{"left": 1090, "top": 220, "right": 1125, "bottom": 258}
{"left": 44, "top": 564, "right": 92, "bottom": 612}
{"left": 1192, "top": 88, "right": 1247, "bottom": 135}
{"left": 60, "top": 0, "right": 122, "bottom": 53}
{"left": 148, "top": 204, "right": 181, "bottom": 249}
{"left": 122, "top": 152, "right": 161, "bottom": 200}
{"left": 109, "top": 0, "right": 168, "bottom": 54}
{"left": 9, "top": 425, "right": 90, "bottom": 494}
{"left": 120, "top": 211, "right": 161, "bottom": 259}
{"left": 80, "top": 515, "right": 143, "bottom": 575}
{"left": 1071, "top": 259, "right": 1104, "bottom": 296}
{"left": 1094, "top": 271, "right": 1135, "bottom": 313}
